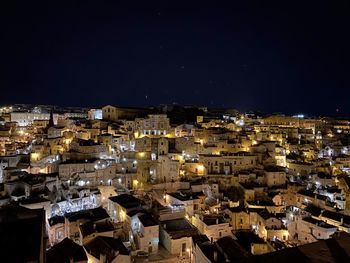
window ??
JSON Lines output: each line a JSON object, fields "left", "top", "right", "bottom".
{"left": 182, "top": 243, "right": 186, "bottom": 252}
{"left": 57, "top": 230, "right": 63, "bottom": 239}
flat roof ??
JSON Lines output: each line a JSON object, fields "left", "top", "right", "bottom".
{"left": 302, "top": 217, "right": 336, "bottom": 229}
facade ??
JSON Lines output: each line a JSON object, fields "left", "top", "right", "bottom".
{"left": 132, "top": 214, "right": 159, "bottom": 253}
{"left": 191, "top": 214, "right": 233, "bottom": 242}
{"left": 200, "top": 153, "right": 258, "bottom": 175}
{"left": 289, "top": 216, "right": 337, "bottom": 244}
{"left": 165, "top": 192, "right": 203, "bottom": 218}
{"left": 135, "top": 114, "right": 171, "bottom": 137}
{"left": 102, "top": 105, "right": 150, "bottom": 122}
{"left": 10, "top": 112, "right": 59, "bottom": 126}
{"left": 159, "top": 218, "right": 198, "bottom": 256}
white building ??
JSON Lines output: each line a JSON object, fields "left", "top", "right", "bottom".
{"left": 191, "top": 214, "right": 232, "bottom": 242}
{"left": 159, "top": 218, "right": 198, "bottom": 256}
{"left": 10, "top": 112, "right": 59, "bottom": 126}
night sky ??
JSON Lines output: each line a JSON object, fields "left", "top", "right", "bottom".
{"left": 1, "top": 1, "right": 350, "bottom": 116}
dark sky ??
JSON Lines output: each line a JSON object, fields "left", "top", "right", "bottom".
{"left": 1, "top": 0, "right": 350, "bottom": 115}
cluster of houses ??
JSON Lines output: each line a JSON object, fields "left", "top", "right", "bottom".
{"left": 1, "top": 105, "right": 350, "bottom": 262}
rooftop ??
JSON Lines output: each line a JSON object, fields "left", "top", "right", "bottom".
{"left": 161, "top": 218, "right": 198, "bottom": 239}
{"left": 252, "top": 232, "right": 350, "bottom": 263}
{"left": 167, "top": 191, "right": 202, "bottom": 202}
{"left": 304, "top": 205, "right": 322, "bottom": 217}
{"left": 302, "top": 217, "right": 336, "bottom": 229}
{"left": 20, "top": 196, "right": 50, "bottom": 205}
{"left": 139, "top": 214, "right": 158, "bottom": 227}
{"left": 298, "top": 189, "right": 328, "bottom": 201}
{"left": 109, "top": 194, "right": 144, "bottom": 209}
{"left": 65, "top": 206, "right": 109, "bottom": 222}
{"left": 47, "top": 238, "right": 87, "bottom": 263}
{"left": 80, "top": 219, "right": 115, "bottom": 237}
{"left": 202, "top": 215, "right": 226, "bottom": 225}
{"left": 216, "top": 236, "right": 250, "bottom": 261}
{"left": 235, "top": 231, "right": 266, "bottom": 252}
{"left": 240, "top": 182, "right": 266, "bottom": 190}
{"left": 84, "top": 236, "right": 129, "bottom": 261}
{"left": 257, "top": 209, "right": 285, "bottom": 220}
{"left": 321, "top": 210, "right": 350, "bottom": 226}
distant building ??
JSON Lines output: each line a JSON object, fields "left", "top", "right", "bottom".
{"left": 88, "top": 109, "right": 103, "bottom": 120}
{"left": 102, "top": 105, "right": 150, "bottom": 122}
{"left": 10, "top": 111, "right": 59, "bottom": 126}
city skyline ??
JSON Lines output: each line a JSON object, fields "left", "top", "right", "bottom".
{"left": 0, "top": 102, "right": 348, "bottom": 120}
{"left": 1, "top": 1, "right": 350, "bottom": 116}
